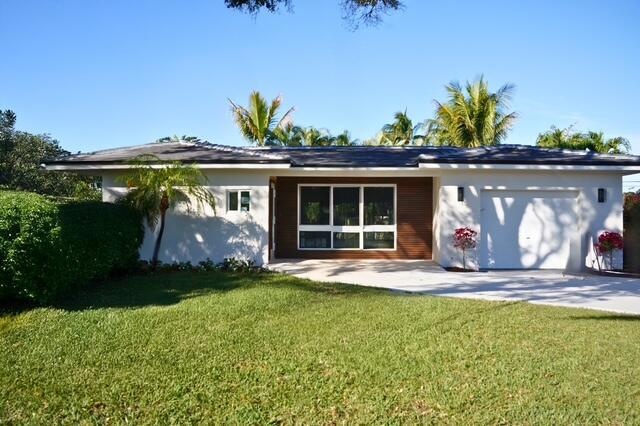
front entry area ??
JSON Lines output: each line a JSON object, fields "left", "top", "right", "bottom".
{"left": 272, "top": 177, "right": 433, "bottom": 259}
{"left": 479, "top": 190, "right": 579, "bottom": 269}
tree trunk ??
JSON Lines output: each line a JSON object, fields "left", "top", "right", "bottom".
{"left": 462, "top": 249, "right": 466, "bottom": 271}
{"left": 152, "top": 193, "right": 169, "bottom": 270}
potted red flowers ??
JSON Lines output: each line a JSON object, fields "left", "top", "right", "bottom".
{"left": 453, "top": 227, "right": 478, "bottom": 271}
{"left": 594, "top": 231, "right": 624, "bottom": 271}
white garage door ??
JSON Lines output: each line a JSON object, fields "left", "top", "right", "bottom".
{"left": 480, "top": 190, "right": 578, "bottom": 269}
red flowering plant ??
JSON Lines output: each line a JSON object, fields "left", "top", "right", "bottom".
{"left": 453, "top": 227, "right": 478, "bottom": 271}
{"left": 595, "top": 231, "right": 624, "bottom": 271}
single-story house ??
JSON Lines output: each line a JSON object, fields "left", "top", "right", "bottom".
{"left": 45, "top": 141, "right": 640, "bottom": 271}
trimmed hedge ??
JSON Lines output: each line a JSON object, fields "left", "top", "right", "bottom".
{"left": 0, "top": 191, "right": 144, "bottom": 303}
{"left": 624, "top": 197, "right": 640, "bottom": 272}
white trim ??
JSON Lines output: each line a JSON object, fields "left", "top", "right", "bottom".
{"left": 46, "top": 162, "right": 640, "bottom": 173}
{"left": 44, "top": 163, "right": 291, "bottom": 171}
{"left": 418, "top": 163, "right": 640, "bottom": 172}
{"left": 296, "top": 184, "right": 397, "bottom": 251}
{"left": 226, "top": 189, "right": 251, "bottom": 212}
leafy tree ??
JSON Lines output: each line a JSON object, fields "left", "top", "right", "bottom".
{"left": 270, "top": 125, "right": 358, "bottom": 146}
{"left": 269, "top": 123, "right": 303, "bottom": 146}
{"left": 117, "top": 155, "right": 216, "bottom": 268}
{"left": 225, "top": 0, "right": 402, "bottom": 28}
{"left": 156, "top": 135, "right": 202, "bottom": 143}
{"left": 380, "top": 110, "right": 424, "bottom": 145}
{"left": 294, "top": 127, "right": 334, "bottom": 147}
{"left": 0, "top": 109, "right": 99, "bottom": 198}
{"left": 536, "top": 126, "right": 631, "bottom": 154}
{"left": 229, "top": 91, "right": 294, "bottom": 146}
{"left": 332, "top": 130, "right": 358, "bottom": 146}
{"left": 425, "top": 77, "right": 518, "bottom": 147}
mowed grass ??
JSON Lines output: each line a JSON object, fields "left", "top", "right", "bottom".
{"left": 1, "top": 271, "right": 639, "bottom": 424}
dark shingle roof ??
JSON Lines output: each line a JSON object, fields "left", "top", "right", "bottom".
{"left": 46, "top": 142, "right": 640, "bottom": 168}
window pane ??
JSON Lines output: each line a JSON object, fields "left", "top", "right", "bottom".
{"left": 333, "top": 232, "right": 359, "bottom": 249}
{"left": 300, "top": 231, "right": 331, "bottom": 249}
{"left": 333, "top": 187, "right": 359, "bottom": 226}
{"left": 228, "top": 191, "right": 238, "bottom": 211}
{"left": 300, "top": 187, "right": 330, "bottom": 225}
{"left": 364, "top": 187, "right": 394, "bottom": 225}
{"left": 240, "top": 191, "right": 250, "bottom": 211}
{"left": 364, "top": 232, "right": 394, "bottom": 249}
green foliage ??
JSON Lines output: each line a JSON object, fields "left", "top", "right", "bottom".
{"left": 536, "top": 126, "right": 631, "bottom": 154}
{"left": 229, "top": 91, "right": 295, "bottom": 146}
{"left": 375, "top": 110, "right": 424, "bottom": 145}
{"left": 0, "top": 191, "right": 143, "bottom": 303}
{"left": 155, "top": 135, "right": 202, "bottom": 143}
{"left": 270, "top": 124, "right": 358, "bottom": 146}
{"left": 624, "top": 192, "right": 640, "bottom": 272}
{"left": 224, "top": 0, "right": 402, "bottom": 28}
{"left": 117, "top": 155, "right": 216, "bottom": 229}
{"left": 117, "top": 155, "right": 216, "bottom": 266}
{"left": 425, "top": 76, "right": 518, "bottom": 147}
{"left": 0, "top": 109, "right": 100, "bottom": 198}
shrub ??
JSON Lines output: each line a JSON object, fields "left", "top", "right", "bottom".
{"left": 0, "top": 191, "right": 144, "bottom": 303}
{"left": 453, "top": 227, "right": 477, "bottom": 271}
{"left": 595, "top": 231, "right": 624, "bottom": 271}
{"left": 624, "top": 193, "right": 640, "bottom": 272}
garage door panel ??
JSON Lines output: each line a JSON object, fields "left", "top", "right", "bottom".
{"left": 480, "top": 190, "right": 577, "bottom": 269}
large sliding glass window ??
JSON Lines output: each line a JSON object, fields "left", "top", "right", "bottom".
{"left": 298, "top": 184, "right": 396, "bottom": 250}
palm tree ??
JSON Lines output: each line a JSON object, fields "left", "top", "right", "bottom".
{"left": 229, "top": 91, "right": 294, "bottom": 146}
{"left": 536, "top": 126, "right": 631, "bottom": 154}
{"left": 156, "top": 135, "right": 201, "bottom": 143}
{"left": 332, "top": 130, "right": 358, "bottom": 146}
{"left": 269, "top": 123, "right": 303, "bottom": 146}
{"left": 380, "top": 110, "right": 424, "bottom": 145}
{"left": 425, "top": 77, "right": 518, "bottom": 147}
{"left": 117, "top": 155, "right": 216, "bottom": 269}
{"left": 297, "top": 127, "right": 335, "bottom": 147}
{"left": 584, "top": 131, "right": 631, "bottom": 154}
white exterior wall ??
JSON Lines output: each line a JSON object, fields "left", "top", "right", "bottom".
{"left": 434, "top": 170, "right": 624, "bottom": 271}
{"left": 102, "top": 170, "right": 271, "bottom": 265}
{"left": 100, "top": 167, "right": 626, "bottom": 271}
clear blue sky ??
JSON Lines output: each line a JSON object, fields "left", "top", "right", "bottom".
{"left": 1, "top": 0, "right": 639, "bottom": 188}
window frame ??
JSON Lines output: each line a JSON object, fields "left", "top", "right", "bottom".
{"left": 227, "top": 189, "right": 251, "bottom": 212}
{"left": 297, "top": 183, "right": 397, "bottom": 251}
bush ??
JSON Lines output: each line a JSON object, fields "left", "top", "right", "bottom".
{"left": 624, "top": 193, "right": 640, "bottom": 272}
{"left": 0, "top": 191, "right": 144, "bottom": 303}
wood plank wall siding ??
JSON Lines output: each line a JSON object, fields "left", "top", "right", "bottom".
{"left": 273, "top": 177, "right": 433, "bottom": 259}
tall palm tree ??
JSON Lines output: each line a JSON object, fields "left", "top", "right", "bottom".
{"left": 425, "top": 77, "right": 518, "bottom": 147}
{"left": 229, "top": 91, "right": 294, "bottom": 146}
{"left": 380, "top": 110, "right": 424, "bottom": 145}
{"left": 536, "top": 126, "right": 631, "bottom": 154}
{"left": 117, "top": 155, "right": 216, "bottom": 268}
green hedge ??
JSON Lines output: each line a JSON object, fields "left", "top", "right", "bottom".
{"left": 0, "top": 191, "right": 144, "bottom": 303}
{"left": 624, "top": 201, "right": 640, "bottom": 272}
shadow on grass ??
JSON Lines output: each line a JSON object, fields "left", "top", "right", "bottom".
{"left": 568, "top": 314, "right": 640, "bottom": 321}
{"left": 0, "top": 271, "right": 379, "bottom": 314}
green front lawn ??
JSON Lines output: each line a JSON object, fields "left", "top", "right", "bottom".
{"left": 1, "top": 271, "right": 639, "bottom": 423}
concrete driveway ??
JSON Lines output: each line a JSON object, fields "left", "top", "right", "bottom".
{"left": 270, "top": 259, "right": 640, "bottom": 315}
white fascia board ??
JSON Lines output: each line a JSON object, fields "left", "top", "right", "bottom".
{"left": 44, "top": 163, "right": 292, "bottom": 171}
{"left": 418, "top": 163, "right": 640, "bottom": 173}
{"left": 290, "top": 167, "right": 419, "bottom": 171}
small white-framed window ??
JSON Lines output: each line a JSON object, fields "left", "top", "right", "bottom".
{"left": 227, "top": 190, "right": 251, "bottom": 212}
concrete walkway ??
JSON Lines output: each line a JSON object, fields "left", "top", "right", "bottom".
{"left": 270, "top": 259, "right": 640, "bottom": 315}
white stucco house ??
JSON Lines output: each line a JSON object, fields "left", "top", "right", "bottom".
{"left": 45, "top": 142, "right": 640, "bottom": 272}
